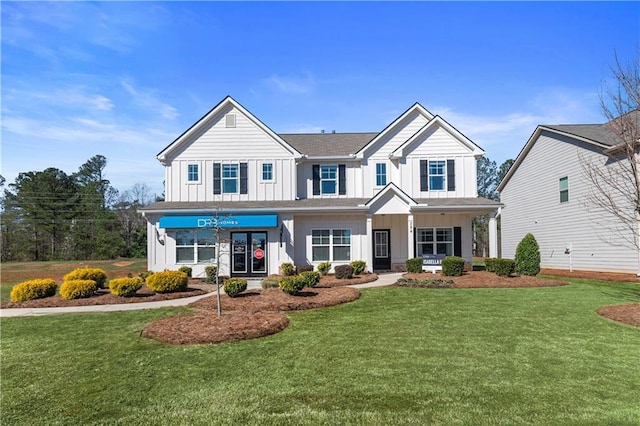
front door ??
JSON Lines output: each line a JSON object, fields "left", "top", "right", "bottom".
{"left": 373, "top": 229, "right": 391, "bottom": 271}
{"left": 231, "top": 231, "right": 268, "bottom": 277}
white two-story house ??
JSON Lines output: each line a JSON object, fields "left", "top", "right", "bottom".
{"left": 140, "top": 96, "right": 501, "bottom": 277}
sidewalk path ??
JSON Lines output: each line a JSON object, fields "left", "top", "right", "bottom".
{"left": 0, "top": 273, "right": 402, "bottom": 318}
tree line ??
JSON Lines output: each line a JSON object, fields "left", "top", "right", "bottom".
{"left": 0, "top": 155, "right": 159, "bottom": 262}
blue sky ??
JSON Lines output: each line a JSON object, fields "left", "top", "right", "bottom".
{"left": 2, "top": 1, "right": 638, "bottom": 198}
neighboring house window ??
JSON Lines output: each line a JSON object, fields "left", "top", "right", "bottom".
{"left": 313, "top": 164, "right": 347, "bottom": 195}
{"left": 312, "top": 229, "right": 351, "bottom": 261}
{"left": 376, "top": 163, "right": 387, "bottom": 186}
{"left": 559, "top": 176, "right": 569, "bottom": 203}
{"left": 213, "top": 162, "right": 248, "bottom": 194}
{"left": 262, "top": 162, "right": 274, "bottom": 182}
{"left": 420, "top": 159, "right": 456, "bottom": 191}
{"left": 187, "top": 164, "right": 199, "bottom": 183}
{"left": 416, "top": 228, "right": 453, "bottom": 256}
{"left": 176, "top": 230, "right": 217, "bottom": 264}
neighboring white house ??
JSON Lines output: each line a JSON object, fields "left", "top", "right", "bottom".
{"left": 140, "top": 96, "right": 501, "bottom": 278}
{"left": 497, "top": 111, "right": 640, "bottom": 274}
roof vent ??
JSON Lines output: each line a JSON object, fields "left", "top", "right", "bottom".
{"left": 225, "top": 114, "right": 236, "bottom": 128}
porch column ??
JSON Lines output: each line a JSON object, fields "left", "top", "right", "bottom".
{"left": 489, "top": 211, "right": 498, "bottom": 258}
{"left": 407, "top": 213, "right": 414, "bottom": 260}
{"left": 366, "top": 214, "right": 373, "bottom": 273}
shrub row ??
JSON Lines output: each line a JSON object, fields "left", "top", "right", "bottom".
{"left": 485, "top": 258, "right": 516, "bottom": 277}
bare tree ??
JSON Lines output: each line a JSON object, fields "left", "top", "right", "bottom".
{"left": 580, "top": 50, "right": 640, "bottom": 272}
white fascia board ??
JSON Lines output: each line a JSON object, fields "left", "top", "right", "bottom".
{"left": 140, "top": 206, "right": 370, "bottom": 215}
{"left": 300, "top": 155, "right": 358, "bottom": 161}
{"left": 365, "top": 182, "right": 417, "bottom": 207}
{"left": 156, "top": 96, "right": 303, "bottom": 163}
{"left": 390, "top": 115, "right": 484, "bottom": 159}
{"left": 355, "top": 102, "right": 435, "bottom": 159}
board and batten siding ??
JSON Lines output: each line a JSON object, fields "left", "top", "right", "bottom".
{"left": 364, "top": 110, "right": 430, "bottom": 159}
{"left": 500, "top": 131, "right": 638, "bottom": 273}
{"left": 164, "top": 105, "right": 297, "bottom": 202}
{"left": 297, "top": 161, "right": 361, "bottom": 199}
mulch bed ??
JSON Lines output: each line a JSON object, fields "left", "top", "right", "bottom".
{"left": 597, "top": 303, "right": 640, "bottom": 328}
{"left": 402, "top": 271, "right": 569, "bottom": 288}
{"left": 540, "top": 268, "right": 640, "bottom": 283}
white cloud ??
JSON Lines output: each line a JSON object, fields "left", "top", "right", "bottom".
{"left": 264, "top": 73, "right": 316, "bottom": 95}
{"left": 121, "top": 80, "right": 179, "bottom": 120}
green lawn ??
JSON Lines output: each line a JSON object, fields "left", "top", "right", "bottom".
{"left": 1, "top": 278, "right": 639, "bottom": 425}
{"left": 0, "top": 258, "right": 147, "bottom": 303}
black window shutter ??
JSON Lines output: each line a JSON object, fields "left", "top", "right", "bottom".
{"left": 312, "top": 165, "right": 320, "bottom": 195}
{"left": 413, "top": 227, "right": 417, "bottom": 259}
{"left": 338, "top": 164, "right": 346, "bottom": 195}
{"left": 447, "top": 159, "right": 455, "bottom": 191}
{"left": 420, "top": 160, "right": 428, "bottom": 191}
{"left": 213, "top": 163, "right": 221, "bottom": 194}
{"left": 453, "top": 226, "right": 462, "bottom": 257}
{"left": 239, "top": 163, "right": 248, "bottom": 194}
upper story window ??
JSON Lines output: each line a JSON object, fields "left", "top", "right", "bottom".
{"left": 262, "top": 162, "right": 274, "bottom": 182}
{"left": 420, "top": 159, "right": 455, "bottom": 192}
{"left": 559, "top": 176, "right": 569, "bottom": 203}
{"left": 376, "top": 163, "right": 387, "bottom": 186}
{"left": 213, "top": 162, "right": 248, "bottom": 195}
{"left": 187, "top": 163, "right": 199, "bottom": 183}
{"left": 313, "top": 164, "right": 346, "bottom": 196}
{"left": 429, "top": 161, "right": 446, "bottom": 190}
{"left": 321, "top": 165, "right": 338, "bottom": 194}
{"left": 222, "top": 164, "right": 239, "bottom": 193}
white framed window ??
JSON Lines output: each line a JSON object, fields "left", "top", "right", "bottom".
{"left": 261, "top": 162, "right": 274, "bottom": 182}
{"left": 320, "top": 165, "right": 338, "bottom": 194}
{"left": 559, "top": 176, "right": 569, "bottom": 203}
{"left": 176, "top": 230, "right": 216, "bottom": 264}
{"left": 312, "top": 229, "right": 351, "bottom": 261}
{"left": 429, "top": 161, "right": 446, "bottom": 191}
{"left": 187, "top": 163, "right": 200, "bottom": 183}
{"left": 376, "top": 163, "right": 387, "bottom": 186}
{"left": 222, "top": 164, "right": 239, "bottom": 193}
{"left": 416, "top": 228, "right": 453, "bottom": 257}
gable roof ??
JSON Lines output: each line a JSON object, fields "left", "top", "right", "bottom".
{"left": 389, "top": 115, "right": 485, "bottom": 159}
{"left": 157, "top": 96, "right": 303, "bottom": 163}
{"left": 364, "top": 182, "right": 417, "bottom": 207}
{"left": 355, "top": 102, "right": 435, "bottom": 158}
{"left": 497, "top": 110, "right": 640, "bottom": 192}
{"left": 279, "top": 133, "right": 377, "bottom": 157}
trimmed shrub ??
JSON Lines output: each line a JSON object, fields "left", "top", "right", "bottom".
{"left": 109, "top": 277, "right": 144, "bottom": 297}
{"left": 146, "top": 271, "right": 188, "bottom": 293}
{"left": 278, "top": 275, "right": 306, "bottom": 295}
{"left": 350, "top": 260, "right": 367, "bottom": 275}
{"left": 204, "top": 266, "right": 218, "bottom": 280}
{"left": 300, "top": 270, "right": 321, "bottom": 287}
{"left": 442, "top": 256, "right": 465, "bottom": 277}
{"left": 223, "top": 278, "right": 247, "bottom": 297}
{"left": 178, "top": 266, "right": 192, "bottom": 278}
{"left": 335, "top": 264, "right": 353, "bottom": 280}
{"left": 60, "top": 279, "right": 97, "bottom": 300}
{"left": 296, "top": 264, "right": 314, "bottom": 274}
{"left": 484, "top": 258, "right": 497, "bottom": 273}
{"left": 64, "top": 268, "right": 107, "bottom": 289}
{"left": 406, "top": 258, "right": 423, "bottom": 274}
{"left": 515, "top": 233, "right": 541, "bottom": 276}
{"left": 280, "top": 262, "right": 296, "bottom": 276}
{"left": 317, "top": 261, "right": 331, "bottom": 276}
{"left": 10, "top": 278, "right": 57, "bottom": 303}
{"left": 494, "top": 259, "right": 515, "bottom": 277}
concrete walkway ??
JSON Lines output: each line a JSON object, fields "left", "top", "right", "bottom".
{"left": 0, "top": 273, "right": 402, "bottom": 318}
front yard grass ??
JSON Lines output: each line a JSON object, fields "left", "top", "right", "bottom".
{"left": 1, "top": 277, "right": 639, "bottom": 424}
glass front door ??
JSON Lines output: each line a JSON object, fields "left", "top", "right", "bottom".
{"left": 231, "top": 231, "right": 268, "bottom": 276}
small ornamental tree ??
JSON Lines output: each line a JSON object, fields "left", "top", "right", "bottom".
{"left": 514, "top": 233, "right": 541, "bottom": 276}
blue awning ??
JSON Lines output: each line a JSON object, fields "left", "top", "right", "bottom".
{"left": 159, "top": 214, "right": 278, "bottom": 229}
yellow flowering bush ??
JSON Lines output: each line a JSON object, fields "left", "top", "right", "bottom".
{"left": 109, "top": 277, "right": 144, "bottom": 297}
{"left": 60, "top": 279, "right": 97, "bottom": 300}
{"left": 63, "top": 268, "right": 108, "bottom": 289}
{"left": 10, "top": 278, "right": 57, "bottom": 302}
{"left": 145, "top": 271, "right": 188, "bottom": 293}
